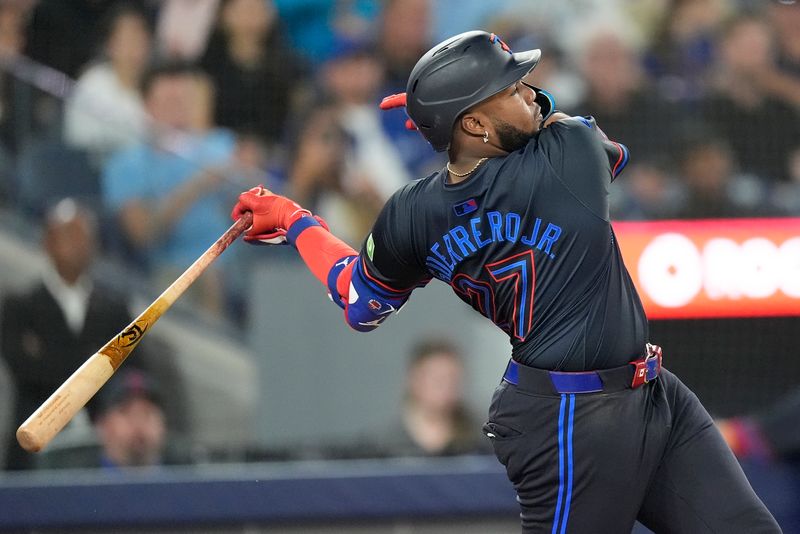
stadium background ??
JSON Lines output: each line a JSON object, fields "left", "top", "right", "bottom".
{"left": 0, "top": 0, "right": 798, "bottom": 532}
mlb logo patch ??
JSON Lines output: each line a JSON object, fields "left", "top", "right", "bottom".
{"left": 453, "top": 198, "right": 478, "bottom": 216}
{"left": 368, "top": 299, "right": 382, "bottom": 311}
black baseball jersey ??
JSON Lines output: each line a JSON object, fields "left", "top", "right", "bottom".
{"left": 362, "top": 117, "right": 647, "bottom": 371}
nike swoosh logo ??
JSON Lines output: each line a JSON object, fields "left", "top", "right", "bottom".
{"left": 359, "top": 317, "right": 388, "bottom": 327}
{"left": 377, "top": 304, "right": 396, "bottom": 315}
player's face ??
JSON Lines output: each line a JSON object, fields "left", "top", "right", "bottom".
{"left": 484, "top": 81, "right": 543, "bottom": 152}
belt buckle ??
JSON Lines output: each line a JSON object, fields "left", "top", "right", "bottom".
{"left": 643, "top": 352, "right": 658, "bottom": 383}
{"left": 631, "top": 344, "right": 662, "bottom": 388}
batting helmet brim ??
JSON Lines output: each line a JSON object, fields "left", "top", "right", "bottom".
{"left": 491, "top": 49, "right": 542, "bottom": 99}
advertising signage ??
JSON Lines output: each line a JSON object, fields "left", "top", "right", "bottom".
{"left": 614, "top": 218, "right": 800, "bottom": 319}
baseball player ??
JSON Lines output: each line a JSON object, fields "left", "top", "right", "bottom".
{"left": 232, "top": 31, "right": 781, "bottom": 533}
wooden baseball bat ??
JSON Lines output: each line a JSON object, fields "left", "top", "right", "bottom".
{"left": 16, "top": 211, "right": 253, "bottom": 453}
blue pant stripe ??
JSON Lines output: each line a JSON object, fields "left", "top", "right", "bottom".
{"left": 551, "top": 394, "right": 567, "bottom": 534}
{"left": 559, "top": 394, "right": 576, "bottom": 534}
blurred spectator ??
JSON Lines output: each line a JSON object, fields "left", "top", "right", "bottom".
{"left": 0, "top": 200, "right": 157, "bottom": 470}
{"left": 101, "top": 62, "right": 244, "bottom": 315}
{"left": 674, "top": 133, "right": 775, "bottom": 219}
{"left": 155, "top": 0, "right": 219, "bottom": 61}
{"left": 320, "top": 39, "right": 409, "bottom": 215}
{"left": 88, "top": 369, "right": 173, "bottom": 469}
{"left": 610, "top": 160, "right": 686, "bottom": 221}
{"left": 0, "top": 0, "right": 32, "bottom": 58}
{"left": 508, "top": 35, "right": 585, "bottom": 113}
{"left": 487, "top": 0, "right": 656, "bottom": 59}
{"left": 24, "top": 0, "right": 153, "bottom": 79}
{"left": 0, "top": 142, "right": 10, "bottom": 204}
{"left": 271, "top": 0, "right": 378, "bottom": 64}
{"left": 376, "top": 0, "right": 444, "bottom": 178}
{"left": 700, "top": 14, "right": 800, "bottom": 183}
{"left": 572, "top": 27, "right": 684, "bottom": 164}
{"left": 429, "top": 0, "right": 496, "bottom": 43}
{"left": 0, "top": 358, "right": 13, "bottom": 469}
{"left": 378, "top": 0, "right": 431, "bottom": 92}
{"left": 200, "top": 0, "right": 310, "bottom": 148}
{"left": 63, "top": 3, "right": 152, "bottom": 163}
{"left": 40, "top": 368, "right": 184, "bottom": 470}
{"left": 0, "top": 0, "right": 35, "bottom": 153}
{"left": 755, "top": 0, "right": 800, "bottom": 109}
{"left": 718, "top": 386, "right": 800, "bottom": 465}
{"left": 285, "top": 104, "right": 369, "bottom": 245}
{"left": 645, "top": 0, "right": 730, "bottom": 101}
{"left": 379, "top": 338, "right": 488, "bottom": 457}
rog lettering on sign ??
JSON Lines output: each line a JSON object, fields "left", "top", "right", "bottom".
{"left": 117, "top": 321, "right": 148, "bottom": 348}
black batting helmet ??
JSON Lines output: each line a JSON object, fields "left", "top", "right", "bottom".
{"left": 404, "top": 30, "right": 542, "bottom": 152}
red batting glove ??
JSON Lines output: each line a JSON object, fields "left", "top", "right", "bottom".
{"left": 231, "top": 185, "right": 324, "bottom": 245}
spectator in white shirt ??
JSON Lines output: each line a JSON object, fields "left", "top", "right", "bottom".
{"left": 63, "top": 4, "right": 152, "bottom": 163}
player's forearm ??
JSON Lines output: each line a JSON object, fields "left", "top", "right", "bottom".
{"left": 289, "top": 222, "right": 407, "bottom": 332}
{"left": 292, "top": 225, "right": 357, "bottom": 288}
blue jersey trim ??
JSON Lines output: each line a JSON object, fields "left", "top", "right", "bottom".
{"left": 552, "top": 394, "right": 576, "bottom": 534}
{"left": 560, "top": 395, "right": 576, "bottom": 534}
{"left": 552, "top": 394, "right": 567, "bottom": 534}
{"left": 612, "top": 142, "right": 630, "bottom": 178}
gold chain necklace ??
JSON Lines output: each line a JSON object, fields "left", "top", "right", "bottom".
{"left": 447, "top": 157, "right": 488, "bottom": 178}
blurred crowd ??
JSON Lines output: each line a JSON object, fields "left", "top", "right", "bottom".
{"left": 0, "top": 0, "right": 798, "bottom": 489}
{"left": 0, "top": 0, "right": 799, "bottom": 322}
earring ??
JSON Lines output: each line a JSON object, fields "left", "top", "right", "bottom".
{"left": 483, "top": 131, "right": 489, "bottom": 143}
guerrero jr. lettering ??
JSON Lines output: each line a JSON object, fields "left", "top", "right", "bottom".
{"left": 426, "top": 210, "right": 562, "bottom": 281}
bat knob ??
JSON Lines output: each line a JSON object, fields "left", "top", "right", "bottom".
{"left": 16, "top": 426, "right": 43, "bottom": 453}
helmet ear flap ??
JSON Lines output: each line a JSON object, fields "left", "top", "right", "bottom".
{"left": 522, "top": 83, "right": 556, "bottom": 121}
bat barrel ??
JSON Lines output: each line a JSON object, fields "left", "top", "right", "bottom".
{"left": 16, "top": 353, "right": 115, "bottom": 452}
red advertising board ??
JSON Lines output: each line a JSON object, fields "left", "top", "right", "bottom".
{"left": 613, "top": 218, "right": 800, "bottom": 319}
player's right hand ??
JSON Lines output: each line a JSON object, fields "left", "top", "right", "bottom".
{"left": 231, "top": 185, "right": 316, "bottom": 245}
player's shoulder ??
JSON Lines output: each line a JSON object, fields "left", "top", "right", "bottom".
{"left": 385, "top": 170, "right": 445, "bottom": 208}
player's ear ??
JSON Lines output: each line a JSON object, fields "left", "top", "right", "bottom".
{"left": 459, "top": 112, "right": 486, "bottom": 138}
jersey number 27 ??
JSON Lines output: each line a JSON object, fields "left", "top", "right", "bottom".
{"left": 451, "top": 250, "right": 535, "bottom": 341}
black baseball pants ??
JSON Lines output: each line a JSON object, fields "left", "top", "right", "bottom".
{"left": 484, "top": 366, "right": 782, "bottom": 533}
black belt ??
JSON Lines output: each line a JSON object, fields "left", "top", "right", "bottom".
{"left": 502, "top": 344, "right": 663, "bottom": 394}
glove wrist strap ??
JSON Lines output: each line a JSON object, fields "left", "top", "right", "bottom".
{"left": 286, "top": 215, "right": 322, "bottom": 246}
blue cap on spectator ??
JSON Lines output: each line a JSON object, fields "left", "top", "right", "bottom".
{"left": 326, "top": 35, "right": 374, "bottom": 63}
{"left": 89, "top": 368, "right": 164, "bottom": 421}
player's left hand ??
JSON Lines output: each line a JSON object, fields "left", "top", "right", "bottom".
{"left": 231, "top": 185, "right": 327, "bottom": 245}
